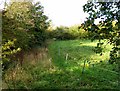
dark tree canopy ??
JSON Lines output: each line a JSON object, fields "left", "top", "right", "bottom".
{"left": 83, "top": 1, "right": 120, "bottom": 64}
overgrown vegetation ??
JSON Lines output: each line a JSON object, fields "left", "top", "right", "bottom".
{"left": 2, "top": 40, "right": 119, "bottom": 89}
{"left": 2, "top": 1, "right": 50, "bottom": 69}
{"left": 49, "top": 25, "right": 89, "bottom": 40}
{"left": 1, "top": 1, "right": 120, "bottom": 90}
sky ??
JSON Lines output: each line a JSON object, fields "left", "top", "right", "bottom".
{"left": 0, "top": 0, "right": 4, "bottom": 9}
{"left": 0, "top": 0, "right": 90, "bottom": 27}
{"left": 37, "top": 0, "right": 88, "bottom": 27}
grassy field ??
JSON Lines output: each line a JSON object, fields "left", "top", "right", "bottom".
{"left": 3, "top": 39, "right": 119, "bottom": 89}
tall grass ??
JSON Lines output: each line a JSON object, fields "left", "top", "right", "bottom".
{"left": 2, "top": 39, "right": 119, "bottom": 89}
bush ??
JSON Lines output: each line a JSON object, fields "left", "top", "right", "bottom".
{"left": 2, "top": 2, "right": 50, "bottom": 69}
{"left": 49, "top": 25, "right": 90, "bottom": 40}
{"left": 51, "top": 26, "right": 75, "bottom": 40}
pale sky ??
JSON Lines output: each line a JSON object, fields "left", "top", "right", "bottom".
{"left": 38, "top": 0, "right": 88, "bottom": 27}
{"left": 0, "top": 0, "right": 90, "bottom": 27}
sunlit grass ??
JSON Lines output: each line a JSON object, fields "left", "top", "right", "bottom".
{"left": 48, "top": 39, "right": 118, "bottom": 89}
{"left": 3, "top": 39, "right": 119, "bottom": 89}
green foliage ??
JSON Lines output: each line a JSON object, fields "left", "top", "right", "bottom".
{"left": 50, "top": 25, "right": 89, "bottom": 40}
{"left": 83, "top": 2, "right": 120, "bottom": 64}
{"left": 69, "top": 25, "right": 89, "bottom": 39}
{"left": 2, "top": 1, "right": 49, "bottom": 69}
{"left": 2, "top": 39, "right": 21, "bottom": 68}
{"left": 51, "top": 26, "right": 75, "bottom": 40}
{"left": 28, "top": 2, "right": 50, "bottom": 45}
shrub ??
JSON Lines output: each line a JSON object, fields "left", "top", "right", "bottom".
{"left": 2, "top": 1, "right": 50, "bottom": 69}
{"left": 50, "top": 25, "right": 90, "bottom": 40}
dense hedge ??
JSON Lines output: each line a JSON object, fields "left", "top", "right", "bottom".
{"left": 2, "top": 2, "right": 50, "bottom": 69}
{"left": 48, "top": 25, "right": 90, "bottom": 40}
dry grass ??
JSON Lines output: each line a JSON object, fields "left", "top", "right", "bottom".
{"left": 2, "top": 39, "right": 119, "bottom": 89}
{"left": 23, "top": 47, "right": 50, "bottom": 66}
{"left": 3, "top": 46, "right": 54, "bottom": 89}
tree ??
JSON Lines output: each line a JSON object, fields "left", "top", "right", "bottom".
{"left": 28, "top": 2, "right": 50, "bottom": 46}
{"left": 2, "top": 1, "right": 50, "bottom": 68}
{"left": 82, "top": 1, "right": 120, "bottom": 64}
{"left": 2, "top": 2, "right": 33, "bottom": 50}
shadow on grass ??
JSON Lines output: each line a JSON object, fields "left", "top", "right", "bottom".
{"left": 29, "top": 63, "right": 118, "bottom": 89}
{"left": 46, "top": 40, "right": 119, "bottom": 89}
{"left": 3, "top": 40, "right": 119, "bottom": 89}
{"left": 50, "top": 45, "right": 95, "bottom": 70}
